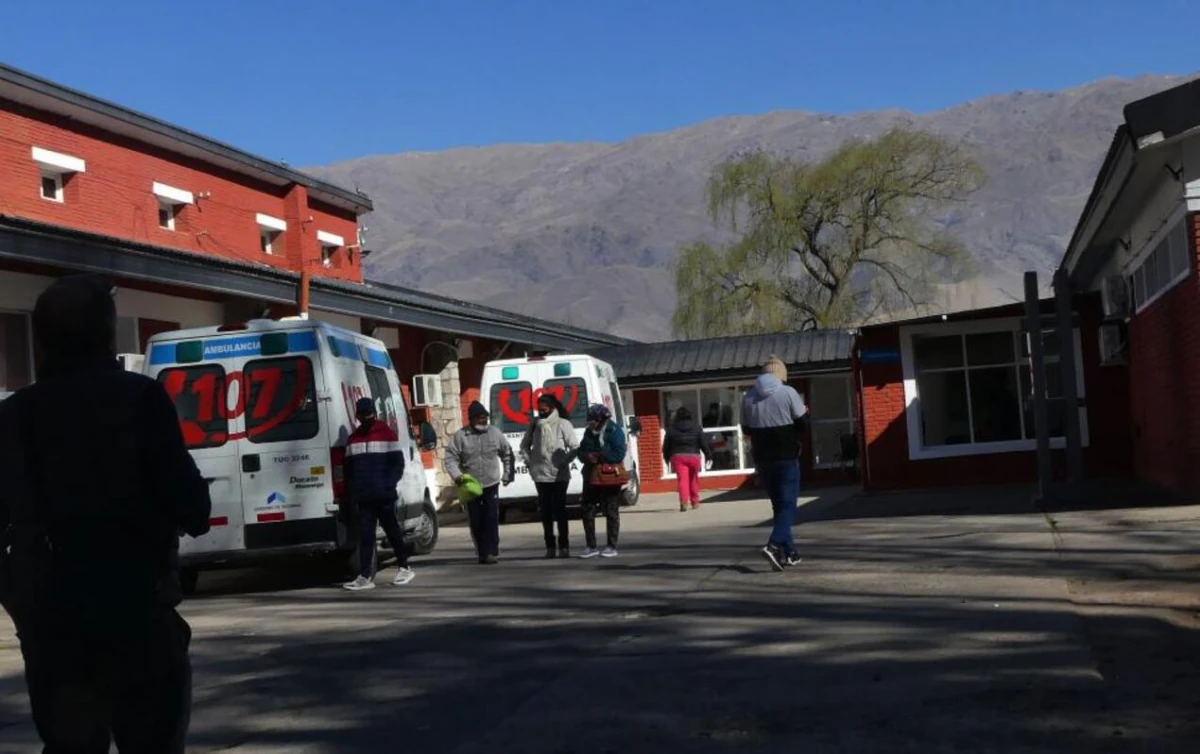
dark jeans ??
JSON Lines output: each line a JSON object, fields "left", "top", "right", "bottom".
{"left": 466, "top": 484, "right": 501, "bottom": 558}
{"left": 21, "top": 609, "right": 193, "bottom": 754}
{"left": 358, "top": 498, "right": 408, "bottom": 578}
{"left": 761, "top": 459, "right": 800, "bottom": 554}
{"left": 535, "top": 480, "right": 570, "bottom": 550}
{"left": 581, "top": 482, "right": 620, "bottom": 549}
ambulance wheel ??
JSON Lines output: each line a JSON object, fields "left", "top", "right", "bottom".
{"left": 621, "top": 466, "right": 641, "bottom": 507}
{"left": 180, "top": 567, "right": 200, "bottom": 596}
{"left": 408, "top": 500, "right": 439, "bottom": 556}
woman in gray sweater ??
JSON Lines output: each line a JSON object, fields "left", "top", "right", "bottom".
{"left": 520, "top": 394, "right": 579, "bottom": 558}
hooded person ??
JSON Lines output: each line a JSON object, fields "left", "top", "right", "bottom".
{"left": 342, "top": 397, "right": 414, "bottom": 591}
{"left": 662, "top": 406, "right": 712, "bottom": 512}
{"left": 444, "top": 400, "right": 515, "bottom": 564}
{"left": 520, "top": 393, "right": 579, "bottom": 558}
{"left": 740, "top": 355, "right": 808, "bottom": 571}
{"left": 576, "top": 403, "right": 627, "bottom": 559}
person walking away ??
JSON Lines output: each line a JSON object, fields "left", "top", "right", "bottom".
{"left": 520, "top": 394, "right": 578, "bottom": 558}
{"left": 0, "top": 274, "right": 212, "bottom": 753}
{"left": 445, "top": 401, "right": 515, "bottom": 564}
{"left": 662, "top": 407, "right": 711, "bottom": 511}
{"left": 577, "top": 404, "right": 627, "bottom": 559}
{"left": 740, "top": 356, "right": 808, "bottom": 572}
{"left": 343, "top": 397, "right": 415, "bottom": 591}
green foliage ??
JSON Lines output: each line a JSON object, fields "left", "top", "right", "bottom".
{"left": 672, "top": 128, "right": 985, "bottom": 338}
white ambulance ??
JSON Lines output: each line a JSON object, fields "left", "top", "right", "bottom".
{"left": 144, "top": 318, "right": 439, "bottom": 591}
{"left": 481, "top": 354, "right": 641, "bottom": 521}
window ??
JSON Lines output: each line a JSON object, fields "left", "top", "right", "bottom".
{"left": 543, "top": 377, "right": 589, "bottom": 428}
{"left": 809, "top": 375, "right": 855, "bottom": 468}
{"left": 317, "top": 230, "right": 344, "bottom": 268}
{"left": 365, "top": 364, "right": 405, "bottom": 436}
{"left": 901, "top": 319, "right": 1089, "bottom": 460}
{"left": 0, "top": 312, "right": 33, "bottom": 393}
{"left": 158, "top": 202, "right": 176, "bottom": 231}
{"left": 158, "top": 365, "right": 228, "bottom": 449}
{"left": 1131, "top": 215, "right": 1191, "bottom": 311}
{"left": 244, "top": 357, "right": 319, "bottom": 444}
{"left": 662, "top": 384, "right": 750, "bottom": 474}
{"left": 40, "top": 172, "right": 63, "bottom": 202}
{"left": 256, "top": 213, "right": 286, "bottom": 255}
{"left": 489, "top": 381, "right": 533, "bottom": 433}
{"left": 321, "top": 245, "right": 335, "bottom": 267}
{"left": 260, "top": 230, "right": 277, "bottom": 255}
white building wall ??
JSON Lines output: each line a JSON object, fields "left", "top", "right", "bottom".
{"left": 114, "top": 287, "right": 223, "bottom": 330}
{"left": 0, "top": 270, "right": 53, "bottom": 312}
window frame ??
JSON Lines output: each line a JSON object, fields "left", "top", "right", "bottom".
{"left": 808, "top": 374, "right": 856, "bottom": 469}
{"left": 157, "top": 201, "right": 176, "bottom": 231}
{"left": 488, "top": 380, "right": 534, "bottom": 434}
{"left": 260, "top": 229, "right": 277, "bottom": 255}
{"left": 157, "top": 364, "right": 230, "bottom": 450}
{"left": 243, "top": 355, "right": 320, "bottom": 445}
{"left": 1130, "top": 206, "right": 1192, "bottom": 314}
{"left": 900, "top": 317, "right": 1089, "bottom": 461}
{"left": 40, "top": 171, "right": 63, "bottom": 203}
{"left": 660, "top": 381, "right": 754, "bottom": 479}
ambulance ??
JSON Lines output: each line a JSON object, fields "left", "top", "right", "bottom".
{"left": 144, "top": 318, "right": 439, "bottom": 591}
{"left": 481, "top": 354, "right": 641, "bottom": 521}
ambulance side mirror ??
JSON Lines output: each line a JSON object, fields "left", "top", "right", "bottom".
{"left": 626, "top": 416, "right": 643, "bottom": 436}
{"left": 414, "top": 420, "right": 438, "bottom": 451}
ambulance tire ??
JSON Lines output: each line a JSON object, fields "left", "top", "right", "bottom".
{"left": 407, "top": 500, "right": 439, "bottom": 556}
{"left": 180, "top": 567, "right": 200, "bottom": 596}
{"left": 620, "top": 464, "right": 641, "bottom": 507}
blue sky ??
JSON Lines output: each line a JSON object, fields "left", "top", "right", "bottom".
{"left": 3, "top": 0, "right": 1198, "bottom": 165}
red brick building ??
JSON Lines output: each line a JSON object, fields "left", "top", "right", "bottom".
{"left": 854, "top": 298, "right": 1133, "bottom": 491}
{"left": 591, "top": 332, "right": 857, "bottom": 494}
{"left": 0, "top": 62, "right": 628, "bottom": 501}
{"left": 1059, "top": 77, "right": 1200, "bottom": 496}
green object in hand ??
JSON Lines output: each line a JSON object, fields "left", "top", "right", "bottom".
{"left": 457, "top": 474, "right": 484, "bottom": 504}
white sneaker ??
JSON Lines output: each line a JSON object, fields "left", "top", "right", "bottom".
{"left": 579, "top": 548, "right": 601, "bottom": 559}
{"left": 392, "top": 567, "right": 415, "bottom": 586}
{"left": 343, "top": 575, "right": 376, "bottom": 591}
{"left": 600, "top": 546, "right": 619, "bottom": 558}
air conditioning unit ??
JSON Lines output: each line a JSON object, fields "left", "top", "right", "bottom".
{"left": 117, "top": 353, "right": 145, "bottom": 373}
{"left": 411, "top": 374, "right": 443, "bottom": 408}
{"left": 1098, "top": 323, "right": 1129, "bottom": 366}
{"left": 1101, "top": 274, "right": 1132, "bottom": 321}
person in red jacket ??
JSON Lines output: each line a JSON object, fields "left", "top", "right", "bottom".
{"left": 343, "top": 397, "right": 414, "bottom": 591}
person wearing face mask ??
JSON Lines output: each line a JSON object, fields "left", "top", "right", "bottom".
{"left": 342, "top": 397, "right": 413, "bottom": 591}
{"left": 577, "top": 404, "right": 627, "bottom": 559}
{"left": 520, "top": 394, "right": 579, "bottom": 559}
{"left": 444, "top": 401, "right": 515, "bottom": 564}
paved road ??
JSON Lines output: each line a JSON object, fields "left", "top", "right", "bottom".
{"left": 2, "top": 486, "right": 1199, "bottom": 752}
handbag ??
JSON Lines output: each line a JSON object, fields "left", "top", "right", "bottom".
{"left": 588, "top": 462, "right": 629, "bottom": 488}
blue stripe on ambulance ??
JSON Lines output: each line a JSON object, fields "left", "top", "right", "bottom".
{"left": 148, "top": 331, "right": 319, "bottom": 365}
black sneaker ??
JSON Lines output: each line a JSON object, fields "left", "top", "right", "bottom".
{"left": 558, "top": 548, "right": 570, "bottom": 559}
{"left": 784, "top": 552, "right": 802, "bottom": 567}
{"left": 544, "top": 548, "right": 557, "bottom": 560}
{"left": 760, "top": 545, "right": 784, "bottom": 572}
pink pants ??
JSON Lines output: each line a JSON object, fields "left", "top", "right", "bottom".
{"left": 671, "top": 454, "right": 703, "bottom": 506}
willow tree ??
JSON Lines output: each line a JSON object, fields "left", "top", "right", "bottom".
{"left": 672, "top": 128, "right": 985, "bottom": 337}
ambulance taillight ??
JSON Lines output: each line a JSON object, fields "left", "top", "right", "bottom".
{"left": 331, "top": 446, "right": 347, "bottom": 501}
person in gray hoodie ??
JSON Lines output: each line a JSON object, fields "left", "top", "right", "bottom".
{"left": 520, "top": 393, "right": 579, "bottom": 558}
{"left": 740, "top": 356, "right": 808, "bottom": 571}
{"left": 444, "top": 401, "right": 515, "bottom": 564}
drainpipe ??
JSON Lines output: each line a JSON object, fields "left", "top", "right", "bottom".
{"left": 1025, "top": 271, "right": 1052, "bottom": 503}
{"left": 297, "top": 269, "right": 311, "bottom": 320}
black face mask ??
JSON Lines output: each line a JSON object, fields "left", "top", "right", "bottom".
{"left": 537, "top": 406, "right": 552, "bottom": 418}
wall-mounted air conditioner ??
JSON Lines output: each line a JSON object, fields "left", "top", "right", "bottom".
{"left": 1101, "top": 274, "right": 1132, "bottom": 321}
{"left": 1098, "top": 323, "right": 1129, "bottom": 366}
{"left": 117, "top": 353, "right": 145, "bottom": 373}
{"left": 411, "top": 374, "right": 443, "bottom": 408}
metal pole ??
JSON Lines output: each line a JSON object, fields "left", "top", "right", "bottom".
{"left": 1053, "top": 268, "right": 1083, "bottom": 487}
{"left": 1024, "top": 271, "right": 1052, "bottom": 502}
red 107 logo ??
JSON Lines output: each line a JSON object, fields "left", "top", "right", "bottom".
{"left": 161, "top": 359, "right": 311, "bottom": 447}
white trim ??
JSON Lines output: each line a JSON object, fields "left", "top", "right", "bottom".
{"left": 39, "top": 172, "right": 63, "bottom": 203}
{"left": 899, "top": 318, "right": 1089, "bottom": 461}
{"left": 317, "top": 230, "right": 344, "bottom": 247}
{"left": 152, "top": 181, "right": 194, "bottom": 205}
{"left": 1125, "top": 204, "right": 1186, "bottom": 273}
{"left": 1127, "top": 208, "right": 1192, "bottom": 314}
{"left": 31, "top": 146, "right": 85, "bottom": 174}
{"left": 255, "top": 213, "right": 287, "bottom": 232}
{"left": 157, "top": 201, "right": 176, "bottom": 231}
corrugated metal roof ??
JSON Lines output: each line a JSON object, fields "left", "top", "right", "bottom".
{"left": 590, "top": 330, "right": 854, "bottom": 384}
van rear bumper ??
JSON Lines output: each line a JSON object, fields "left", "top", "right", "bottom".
{"left": 179, "top": 542, "right": 343, "bottom": 569}
{"left": 180, "top": 516, "right": 344, "bottom": 569}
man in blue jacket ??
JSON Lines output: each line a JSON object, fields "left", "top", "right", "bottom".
{"left": 578, "top": 404, "right": 627, "bottom": 559}
{"left": 741, "top": 356, "right": 808, "bottom": 571}
{"left": 343, "top": 397, "right": 414, "bottom": 591}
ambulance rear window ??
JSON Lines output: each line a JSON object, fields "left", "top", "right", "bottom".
{"left": 543, "top": 378, "right": 589, "bottom": 428}
{"left": 489, "top": 381, "right": 532, "bottom": 433}
{"left": 245, "top": 357, "right": 320, "bottom": 444}
{"left": 158, "top": 365, "right": 228, "bottom": 449}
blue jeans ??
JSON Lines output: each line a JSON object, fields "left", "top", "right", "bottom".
{"left": 761, "top": 459, "right": 800, "bottom": 553}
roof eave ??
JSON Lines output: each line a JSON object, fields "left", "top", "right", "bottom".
{"left": 1060, "top": 126, "right": 1135, "bottom": 280}
{"left": 0, "top": 63, "right": 373, "bottom": 215}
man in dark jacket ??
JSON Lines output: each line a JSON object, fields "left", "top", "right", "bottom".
{"left": 740, "top": 356, "right": 808, "bottom": 571}
{"left": 0, "top": 274, "right": 211, "bottom": 753}
{"left": 343, "top": 397, "right": 413, "bottom": 591}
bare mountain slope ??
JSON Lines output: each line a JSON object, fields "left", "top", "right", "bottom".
{"left": 311, "top": 75, "right": 1190, "bottom": 341}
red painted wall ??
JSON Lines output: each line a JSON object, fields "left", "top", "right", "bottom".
{"left": 0, "top": 100, "right": 362, "bottom": 282}
{"left": 1127, "top": 211, "right": 1200, "bottom": 494}
{"left": 857, "top": 295, "right": 1132, "bottom": 491}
